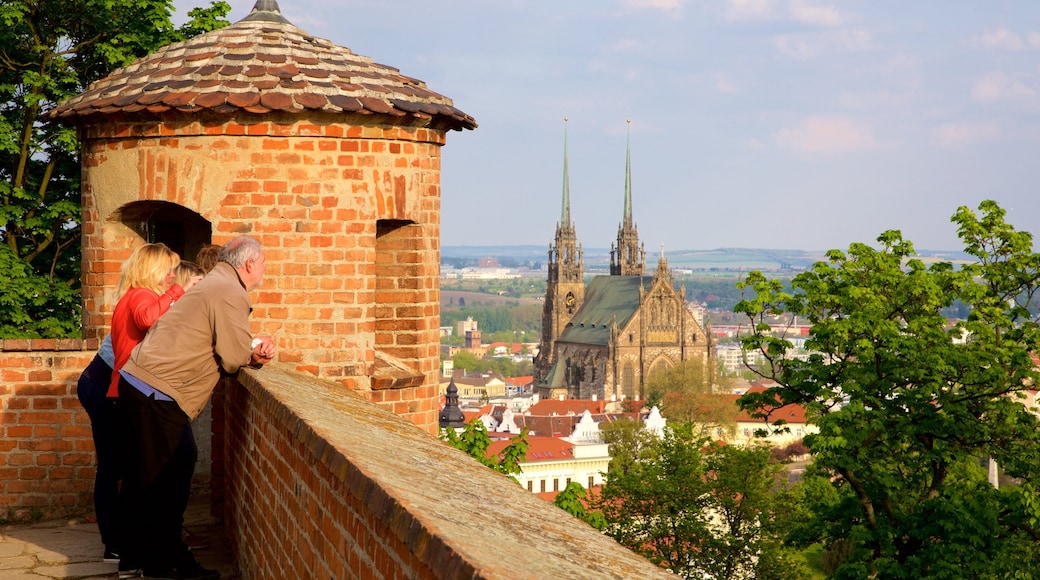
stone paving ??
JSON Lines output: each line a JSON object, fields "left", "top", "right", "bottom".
{"left": 0, "top": 492, "right": 238, "bottom": 580}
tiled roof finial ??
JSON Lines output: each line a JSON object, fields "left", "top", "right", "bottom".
{"left": 242, "top": 0, "right": 291, "bottom": 24}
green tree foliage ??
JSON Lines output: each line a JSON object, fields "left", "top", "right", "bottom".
{"left": 440, "top": 420, "right": 528, "bottom": 477}
{"left": 0, "top": 0, "right": 231, "bottom": 337}
{"left": 553, "top": 481, "right": 606, "bottom": 530}
{"left": 735, "top": 200, "right": 1040, "bottom": 578}
{"left": 596, "top": 422, "right": 805, "bottom": 579}
{"left": 451, "top": 349, "right": 531, "bottom": 377}
{"left": 645, "top": 358, "right": 736, "bottom": 439}
{"left": 440, "top": 303, "right": 541, "bottom": 336}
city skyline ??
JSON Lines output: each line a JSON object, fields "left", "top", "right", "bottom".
{"left": 173, "top": 0, "right": 1040, "bottom": 252}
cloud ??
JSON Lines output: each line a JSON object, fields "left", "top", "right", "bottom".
{"left": 773, "top": 29, "right": 870, "bottom": 59}
{"left": 788, "top": 0, "right": 843, "bottom": 27}
{"left": 724, "top": 0, "right": 774, "bottom": 20}
{"left": 619, "top": 0, "right": 683, "bottom": 11}
{"left": 773, "top": 117, "right": 877, "bottom": 156}
{"left": 774, "top": 35, "right": 815, "bottom": 58}
{"left": 973, "top": 28, "right": 1040, "bottom": 51}
{"left": 723, "top": 0, "right": 843, "bottom": 26}
{"left": 971, "top": 72, "right": 1036, "bottom": 102}
{"left": 929, "top": 122, "right": 1001, "bottom": 149}
{"left": 714, "top": 73, "right": 738, "bottom": 94}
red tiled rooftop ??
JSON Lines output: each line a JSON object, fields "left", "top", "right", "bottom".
{"left": 487, "top": 436, "right": 574, "bottom": 464}
{"left": 527, "top": 399, "right": 606, "bottom": 416}
{"left": 51, "top": 1, "right": 476, "bottom": 131}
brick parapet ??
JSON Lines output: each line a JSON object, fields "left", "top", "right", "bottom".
{"left": 0, "top": 348, "right": 96, "bottom": 520}
{"left": 228, "top": 365, "right": 672, "bottom": 579}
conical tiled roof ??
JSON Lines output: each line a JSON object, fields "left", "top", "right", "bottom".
{"left": 51, "top": 0, "right": 476, "bottom": 131}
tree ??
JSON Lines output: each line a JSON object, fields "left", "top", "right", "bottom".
{"left": 736, "top": 200, "right": 1040, "bottom": 578}
{"left": 0, "top": 0, "right": 231, "bottom": 337}
{"left": 440, "top": 419, "right": 528, "bottom": 477}
{"left": 596, "top": 422, "right": 805, "bottom": 579}
{"left": 553, "top": 481, "right": 606, "bottom": 530}
{"left": 645, "top": 358, "right": 736, "bottom": 439}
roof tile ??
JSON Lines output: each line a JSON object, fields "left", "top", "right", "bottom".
{"left": 259, "top": 92, "right": 294, "bottom": 111}
{"left": 226, "top": 92, "right": 261, "bottom": 108}
{"left": 50, "top": 8, "right": 476, "bottom": 130}
{"left": 194, "top": 92, "right": 229, "bottom": 108}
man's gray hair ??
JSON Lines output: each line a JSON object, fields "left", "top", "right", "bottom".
{"left": 217, "top": 236, "right": 263, "bottom": 268}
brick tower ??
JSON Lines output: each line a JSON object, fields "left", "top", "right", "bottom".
{"left": 52, "top": 0, "right": 476, "bottom": 432}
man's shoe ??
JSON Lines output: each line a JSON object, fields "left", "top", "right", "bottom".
{"left": 117, "top": 559, "right": 143, "bottom": 578}
{"left": 103, "top": 547, "right": 120, "bottom": 563}
{"left": 142, "top": 559, "right": 220, "bottom": 580}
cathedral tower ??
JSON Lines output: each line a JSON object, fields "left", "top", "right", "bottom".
{"left": 535, "top": 120, "right": 585, "bottom": 382}
{"left": 611, "top": 121, "right": 646, "bottom": 276}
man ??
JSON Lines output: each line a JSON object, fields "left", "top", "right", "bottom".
{"left": 116, "top": 236, "right": 275, "bottom": 580}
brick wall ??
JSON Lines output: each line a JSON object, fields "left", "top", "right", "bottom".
{"left": 227, "top": 365, "right": 673, "bottom": 579}
{"left": 79, "top": 114, "right": 445, "bottom": 433}
{"left": 0, "top": 340, "right": 97, "bottom": 520}
{"left": 1, "top": 344, "right": 673, "bottom": 577}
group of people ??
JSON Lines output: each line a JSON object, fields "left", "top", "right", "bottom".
{"left": 77, "top": 236, "right": 275, "bottom": 580}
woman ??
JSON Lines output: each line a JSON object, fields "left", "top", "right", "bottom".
{"left": 107, "top": 243, "right": 198, "bottom": 398}
{"left": 76, "top": 334, "right": 119, "bottom": 561}
{"left": 79, "top": 243, "right": 198, "bottom": 564}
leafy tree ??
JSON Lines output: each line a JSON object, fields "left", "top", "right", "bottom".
{"left": 553, "top": 481, "right": 606, "bottom": 530}
{"left": 596, "top": 422, "right": 804, "bottom": 579}
{"left": 440, "top": 419, "right": 528, "bottom": 477}
{"left": 736, "top": 200, "right": 1040, "bottom": 578}
{"left": 645, "top": 358, "right": 736, "bottom": 439}
{"left": 0, "top": 0, "right": 231, "bottom": 337}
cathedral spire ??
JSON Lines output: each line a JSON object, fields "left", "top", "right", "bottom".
{"left": 623, "top": 119, "right": 633, "bottom": 229}
{"left": 561, "top": 117, "right": 571, "bottom": 228}
{"left": 611, "top": 119, "right": 644, "bottom": 276}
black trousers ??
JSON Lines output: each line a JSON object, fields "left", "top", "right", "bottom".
{"left": 116, "top": 376, "right": 196, "bottom": 571}
{"left": 76, "top": 355, "right": 118, "bottom": 549}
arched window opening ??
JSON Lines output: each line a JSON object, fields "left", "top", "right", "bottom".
{"left": 115, "top": 201, "right": 211, "bottom": 260}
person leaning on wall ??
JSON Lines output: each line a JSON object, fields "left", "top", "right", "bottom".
{"left": 115, "top": 235, "right": 275, "bottom": 580}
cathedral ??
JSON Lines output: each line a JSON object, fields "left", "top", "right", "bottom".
{"left": 534, "top": 124, "right": 712, "bottom": 403}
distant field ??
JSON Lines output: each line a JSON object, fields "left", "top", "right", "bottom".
{"left": 442, "top": 290, "right": 541, "bottom": 307}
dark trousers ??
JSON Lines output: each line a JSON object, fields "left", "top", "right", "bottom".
{"left": 116, "top": 376, "right": 196, "bottom": 571}
{"left": 76, "top": 355, "right": 119, "bottom": 549}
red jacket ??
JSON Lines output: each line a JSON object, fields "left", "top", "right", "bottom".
{"left": 107, "top": 284, "right": 184, "bottom": 397}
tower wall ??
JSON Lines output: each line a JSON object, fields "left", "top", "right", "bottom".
{"left": 79, "top": 114, "right": 445, "bottom": 431}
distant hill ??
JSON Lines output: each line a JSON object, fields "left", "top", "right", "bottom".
{"left": 442, "top": 246, "right": 972, "bottom": 272}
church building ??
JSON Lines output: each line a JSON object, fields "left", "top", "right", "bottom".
{"left": 534, "top": 123, "right": 712, "bottom": 403}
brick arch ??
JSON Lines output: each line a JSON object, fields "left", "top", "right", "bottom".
{"left": 114, "top": 200, "right": 212, "bottom": 260}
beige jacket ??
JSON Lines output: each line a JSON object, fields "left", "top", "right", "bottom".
{"left": 122, "top": 262, "right": 255, "bottom": 420}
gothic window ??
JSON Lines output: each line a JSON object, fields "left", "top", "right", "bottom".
{"left": 623, "top": 362, "right": 635, "bottom": 399}
{"left": 653, "top": 359, "right": 669, "bottom": 376}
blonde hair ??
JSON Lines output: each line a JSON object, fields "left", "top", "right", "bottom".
{"left": 115, "top": 243, "right": 180, "bottom": 298}
{"left": 173, "top": 261, "right": 204, "bottom": 288}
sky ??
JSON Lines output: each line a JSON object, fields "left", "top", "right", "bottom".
{"left": 172, "top": 0, "right": 1040, "bottom": 252}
